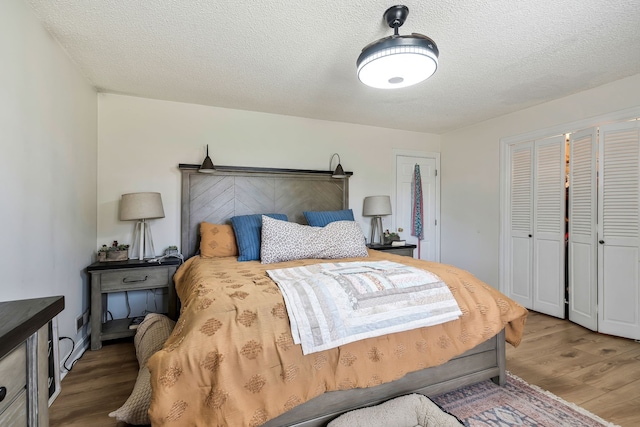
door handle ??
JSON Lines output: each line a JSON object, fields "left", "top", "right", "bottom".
{"left": 599, "top": 240, "right": 605, "bottom": 244}
{"left": 528, "top": 234, "right": 532, "bottom": 238}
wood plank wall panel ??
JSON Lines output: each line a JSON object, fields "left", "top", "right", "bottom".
{"left": 234, "top": 176, "right": 277, "bottom": 216}
{"left": 275, "top": 179, "right": 345, "bottom": 224}
{"left": 180, "top": 167, "right": 349, "bottom": 258}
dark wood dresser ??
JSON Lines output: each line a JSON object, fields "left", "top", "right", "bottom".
{"left": 0, "top": 296, "right": 64, "bottom": 426}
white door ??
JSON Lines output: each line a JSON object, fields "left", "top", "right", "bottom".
{"left": 532, "top": 135, "right": 566, "bottom": 318}
{"left": 394, "top": 154, "right": 439, "bottom": 261}
{"left": 568, "top": 128, "right": 598, "bottom": 330}
{"left": 598, "top": 121, "right": 640, "bottom": 340}
{"left": 508, "top": 141, "right": 534, "bottom": 308}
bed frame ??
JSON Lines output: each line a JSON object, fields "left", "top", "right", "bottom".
{"left": 178, "top": 164, "right": 505, "bottom": 427}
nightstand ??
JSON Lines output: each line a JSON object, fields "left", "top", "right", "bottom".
{"left": 87, "top": 259, "right": 180, "bottom": 350}
{"left": 367, "top": 243, "right": 417, "bottom": 257}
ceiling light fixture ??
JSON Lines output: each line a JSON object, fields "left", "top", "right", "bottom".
{"left": 357, "top": 5, "right": 439, "bottom": 89}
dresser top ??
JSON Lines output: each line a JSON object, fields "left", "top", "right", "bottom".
{"left": 0, "top": 296, "right": 65, "bottom": 359}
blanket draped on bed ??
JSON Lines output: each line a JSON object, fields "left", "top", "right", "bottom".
{"left": 267, "top": 261, "right": 462, "bottom": 354}
{"left": 148, "top": 250, "right": 527, "bottom": 427}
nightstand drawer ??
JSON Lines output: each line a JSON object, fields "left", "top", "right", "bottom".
{"left": 101, "top": 267, "right": 171, "bottom": 292}
{"left": 0, "top": 343, "right": 26, "bottom": 416}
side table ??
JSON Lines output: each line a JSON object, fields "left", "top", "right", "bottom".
{"left": 87, "top": 258, "right": 180, "bottom": 350}
{"left": 367, "top": 243, "right": 417, "bottom": 257}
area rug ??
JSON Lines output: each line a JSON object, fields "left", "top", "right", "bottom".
{"left": 431, "top": 372, "right": 619, "bottom": 427}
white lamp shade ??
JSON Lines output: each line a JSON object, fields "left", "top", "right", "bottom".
{"left": 363, "top": 196, "right": 392, "bottom": 216}
{"left": 120, "top": 192, "right": 165, "bottom": 221}
{"left": 357, "top": 46, "right": 438, "bottom": 89}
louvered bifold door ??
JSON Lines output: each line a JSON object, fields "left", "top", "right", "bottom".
{"left": 532, "top": 136, "right": 566, "bottom": 318}
{"left": 568, "top": 128, "right": 598, "bottom": 330}
{"left": 508, "top": 141, "right": 534, "bottom": 308}
{"left": 598, "top": 121, "right": 640, "bottom": 340}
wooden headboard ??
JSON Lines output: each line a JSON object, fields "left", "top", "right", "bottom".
{"left": 179, "top": 164, "right": 352, "bottom": 259}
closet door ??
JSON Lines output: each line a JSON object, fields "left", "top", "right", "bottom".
{"left": 532, "top": 136, "right": 566, "bottom": 317}
{"left": 508, "top": 141, "right": 534, "bottom": 308}
{"left": 598, "top": 121, "right": 640, "bottom": 340}
{"left": 568, "top": 128, "right": 598, "bottom": 330}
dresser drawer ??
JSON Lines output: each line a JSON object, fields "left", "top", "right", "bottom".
{"left": 0, "top": 343, "right": 26, "bottom": 416}
{"left": 101, "top": 267, "right": 172, "bottom": 292}
{"left": 0, "top": 389, "right": 27, "bottom": 427}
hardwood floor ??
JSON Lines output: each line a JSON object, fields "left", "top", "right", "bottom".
{"left": 506, "top": 311, "right": 640, "bottom": 426}
{"left": 50, "top": 312, "right": 640, "bottom": 427}
{"left": 50, "top": 339, "right": 139, "bottom": 427}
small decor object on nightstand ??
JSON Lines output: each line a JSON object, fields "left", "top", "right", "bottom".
{"left": 383, "top": 229, "right": 400, "bottom": 244}
{"left": 97, "top": 241, "right": 130, "bottom": 262}
{"left": 128, "top": 316, "right": 145, "bottom": 330}
{"left": 165, "top": 246, "right": 179, "bottom": 256}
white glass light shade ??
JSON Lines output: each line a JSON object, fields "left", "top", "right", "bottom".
{"left": 363, "top": 195, "right": 392, "bottom": 216}
{"left": 120, "top": 192, "right": 165, "bottom": 221}
{"left": 358, "top": 45, "right": 438, "bottom": 89}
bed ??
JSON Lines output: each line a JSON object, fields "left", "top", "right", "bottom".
{"left": 146, "top": 164, "right": 527, "bottom": 427}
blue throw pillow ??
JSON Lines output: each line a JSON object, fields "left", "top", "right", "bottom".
{"left": 231, "top": 213, "right": 288, "bottom": 261}
{"left": 303, "top": 209, "right": 354, "bottom": 227}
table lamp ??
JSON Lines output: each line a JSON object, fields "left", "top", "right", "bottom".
{"left": 363, "top": 195, "right": 392, "bottom": 245}
{"left": 120, "top": 192, "right": 165, "bottom": 260}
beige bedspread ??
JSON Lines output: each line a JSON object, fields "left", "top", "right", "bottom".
{"left": 148, "top": 250, "right": 527, "bottom": 427}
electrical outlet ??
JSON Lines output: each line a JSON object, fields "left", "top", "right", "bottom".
{"left": 75, "top": 310, "right": 90, "bottom": 332}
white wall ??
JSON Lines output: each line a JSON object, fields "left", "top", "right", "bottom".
{"left": 441, "top": 73, "right": 640, "bottom": 287}
{"left": 0, "top": 0, "right": 97, "bottom": 355}
{"left": 97, "top": 93, "right": 440, "bottom": 317}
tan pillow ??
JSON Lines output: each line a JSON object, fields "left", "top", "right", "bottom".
{"left": 109, "top": 313, "right": 175, "bottom": 425}
{"left": 200, "top": 222, "right": 238, "bottom": 258}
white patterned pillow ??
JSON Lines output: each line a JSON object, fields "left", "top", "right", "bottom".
{"left": 261, "top": 215, "right": 368, "bottom": 264}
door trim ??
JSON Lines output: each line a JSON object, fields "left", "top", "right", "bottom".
{"left": 391, "top": 149, "right": 441, "bottom": 262}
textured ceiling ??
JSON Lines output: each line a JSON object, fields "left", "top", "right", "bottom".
{"left": 26, "top": 0, "right": 640, "bottom": 134}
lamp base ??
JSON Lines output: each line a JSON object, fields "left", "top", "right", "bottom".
{"left": 129, "top": 220, "right": 157, "bottom": 260}
{"left": 369, "top": 216, "right": 384, "bottom": 246}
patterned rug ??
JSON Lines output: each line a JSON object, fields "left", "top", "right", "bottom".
{"left": 431, "top": 372, "right": 619, "bottom": 427}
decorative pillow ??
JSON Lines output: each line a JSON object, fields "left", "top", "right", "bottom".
{"left": 261, "top": 215, "right": 368, "bottom": 264}
{"left": 231, "top": 213, "right": 288, "bottom": 261}
{"left": 199, "top": 222, "right": 238, "bottom": 258}
{"left": 108, "top": 313, "right": 175, "bottom": 425}
{"left": 327, "top": 393, "right": 463, "bottom": 427}
{"left": 303, "top": 209, "right": 355, "bottom": 227}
